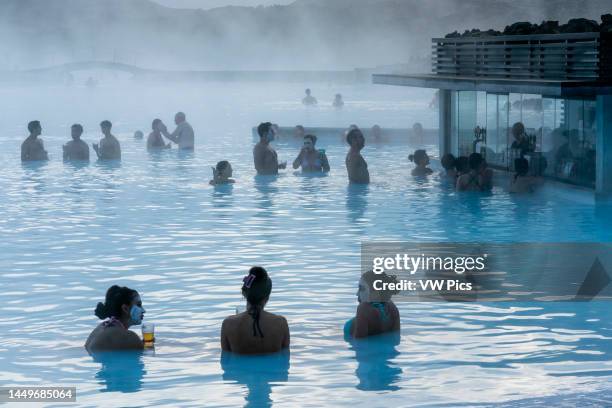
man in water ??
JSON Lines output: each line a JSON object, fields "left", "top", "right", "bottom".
{"left": 160, "top": 112, "right": 194, "bottom": 150}
{"left": 333, "top": 93, "right": 344, "bottom": 108}
{"left": 21, "top": 120, "right": 49, "bottom": 162}
{"left": 93, "top": 120, "right": 121, "bottom": 160}
{"left": 345, "top": 128, "right": 370, "bottom": 184}
{"left": 302, "top": 88, "right": 317, "bottom": 106}
{"left": 510, "top": 122, "right": 533, "bottom": 157}
{"left": 253, "top": 122, "right": 287, "bottom": 175}
{"left": 63, "top": 123, "right": 90, "bottom": 161}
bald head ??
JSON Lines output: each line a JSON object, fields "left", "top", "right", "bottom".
{"left": 175, "top": 112, "right": 186, "bottom": 125}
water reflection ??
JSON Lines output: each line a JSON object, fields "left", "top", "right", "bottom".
{"left": 63, "top": 160, "right": 90, "bottom": 170}
{"left": 345, "top": 184, "right": 369, "bottom": 225}
{"left": 94, "top": 160, "right": 122, "bottom": 171}
{"left": 253, "top": 175, "right": 279, "bottom": 218}
{"left": 20, "top": 161, "right": 48, "bottom": 195}
{"left": 212, "top": 184, "right": 234, "bottom": 212}
{"left": 20, "top": 160, "right": 49, "bottom": 171}
{"left": 92, "top": 351, "right": 146, "bottom": 393}
{"left": 221, "top": 351, "right": 290, "bottom": 408}
{"left": 346, "top": 332, "right": 402, "bottom": 392}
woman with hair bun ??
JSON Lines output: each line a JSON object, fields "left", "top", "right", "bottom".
{"left": 345, "top": 271, "right": 401, "bottom": 339}
{"left": 85, "top": 285, "right": 146, "bottom": 352}
{"left": 221, "top": 267, "right": 290, "bottom": 354}
{"left": 409, "top": 149, "right": 433, "bottom": 176}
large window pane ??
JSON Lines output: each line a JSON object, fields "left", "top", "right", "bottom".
{"left": 457, "top": 91, "right": 477, "bottom": 157}
{"left": 545, "top": 98, "right": 596, "bottom": 187}
{"left": 485, "top": 93, "right": 509, "bottom": 168}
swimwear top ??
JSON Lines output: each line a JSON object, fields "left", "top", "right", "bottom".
{"left": 370, "top": 302, "right": 390, "bottom": 322}
{"left": 301, "top": 152, "right": 322, "bottom": 171}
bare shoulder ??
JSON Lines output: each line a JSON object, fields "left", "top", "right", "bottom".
{"left": 356, "top": 302, "right": 371, "bottom": 313}
{"left": 388, "top": 301, "right": 400, "bottom": 316}
{"left": 264, "top": 311, "right": 288, "bottom": 325}
{"left": 123, "top": 330, "right": 143, "bottom": 348}
{"left": 223, "top": 312, "right": 244, "bottom": 327}
{"left": 356, "top": 302, "right": 378, "bottom": 318}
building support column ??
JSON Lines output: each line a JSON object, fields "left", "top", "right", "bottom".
{"left": 596, "top": 95, "right": 612, "bottom": 196}
{"left": 438, "top": 89, "right": 452, "bottom": 157}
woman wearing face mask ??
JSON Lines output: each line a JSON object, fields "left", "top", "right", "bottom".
{"left": 221, "top": 266, "right": 290, "bottom": 354}
{"left": 85, "top": 285, "right": 146, "bottom": 352}
{"left": 345, "top": 270, "right": 400, "bottom": 339}
{"left": 292, "top": 134, "right": 330, "bottom": 173}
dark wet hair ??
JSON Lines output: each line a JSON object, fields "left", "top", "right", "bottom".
{"left": 257, "top": 122, "right": 272, "bottom": 138}
{"left": 514, "top": 157, "right": 529, "bottom": 179}
{"left": 441, "top": 153, "right": 456, "bottom": 170}
{"left": 71, "top": 123, "right": 83, "bottom": 133}
{"left": 94, "top": 285, "right": 138, "bottom": 320}
{"left": 469, "top": 153, "right": 484, "bottom": 171}
{"left": 409, "top": 149, "right": 428, "bottom": 165}
{"left": 28, "top": 120, "right": 41, "bottom": 133}
{"left": 304, "top": 134, "right": 317, "bottom": 145}
{"left": 295, "top": 125, "right": 305, "bottom": 131}
{"left": 456, "top": 156, "right": 469, "bottom": 173}
{"left": 152, "top": 118, "right": 162, "bottom": 130}
{"left": 346, "top": 128, "right": 363, "bottom": 146}
{"left": 216, "top": 160, "right": 230, "bottom": 173}
{"left": 242, "top": 266, "right": 272, "bottom": 337}
{"left": 100, "top": 120, "right": 112, "bottom": 129}
{"left": 361, "top": 270, "right": 399, "bottom": 302}
{"left": 512, "top": 122, "right": 525, "bottom": 137}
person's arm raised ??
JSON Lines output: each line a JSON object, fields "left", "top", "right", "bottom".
{"left": 321, "top": 152, "right": 330, "bottom": 172}
{"left": 161, "top": 124, "right": 179, "bottom": 144}
{"left": 292, "top": 150, "right": 304, "bottom": 169}
{"left": 92, "top": 143, "right": 101, "bottom": 159}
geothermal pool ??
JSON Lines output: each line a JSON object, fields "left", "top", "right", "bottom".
{"left": 0, "top": 82, "right": 611, "bottom": 407}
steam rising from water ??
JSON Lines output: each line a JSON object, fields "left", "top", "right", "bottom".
{"left": 0, "top": 0, "right": 611, "bottom": 71}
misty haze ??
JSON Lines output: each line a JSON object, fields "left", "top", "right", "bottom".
{"left": 2, "top": 1, "right": 612, "bottom": 407}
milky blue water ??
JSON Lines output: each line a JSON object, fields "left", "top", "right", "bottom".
{"left": 0, "top": 81, "right": 611, "bottom": 407}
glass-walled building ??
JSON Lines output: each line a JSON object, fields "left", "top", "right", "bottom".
{"left": 374, "top": 31, "right": 612, "bottom": 196}
{"left": 451, "top": 91, "right": 597, "bottom": 187}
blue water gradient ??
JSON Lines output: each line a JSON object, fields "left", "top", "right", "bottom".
{"left": 0, "top": 83, "right": 610, "bottom": 406}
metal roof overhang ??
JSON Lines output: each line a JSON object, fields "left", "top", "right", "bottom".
{"left": 372, "top": 74, "right": 612, "bottom": 97}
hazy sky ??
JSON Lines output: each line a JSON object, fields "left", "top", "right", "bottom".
{"left": 152, "top": 0, "right": 295, "bottom": 9}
